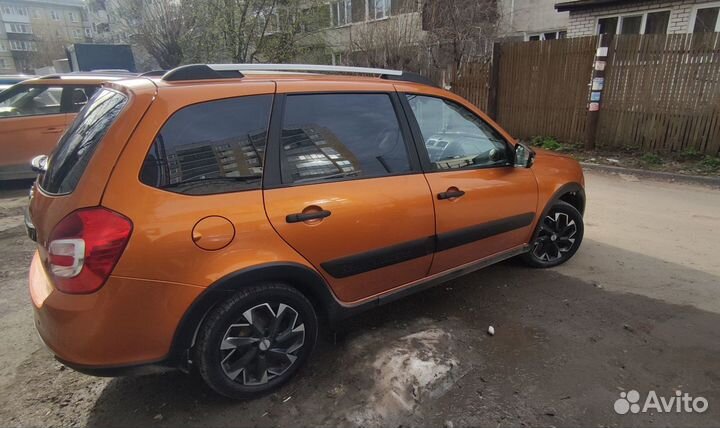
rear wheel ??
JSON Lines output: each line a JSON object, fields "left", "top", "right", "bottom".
{"left": 194, "top": 283, "right": 317, "bottom": 399}
{"left": 521, "top": 201, "right": 584, "bottom": 268}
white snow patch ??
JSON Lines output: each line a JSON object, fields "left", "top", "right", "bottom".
{"left": 347, "top": 328, "right": 460, "bottom": 426}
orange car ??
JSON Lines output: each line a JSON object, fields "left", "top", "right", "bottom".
{"left": 27, "top": 64, "right": 585, "bottom": 399}
{"left": 0, "top": 73, "right": 132, "bottom": 180}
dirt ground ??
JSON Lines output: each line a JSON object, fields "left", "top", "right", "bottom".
{"left": 1, "top": 170, "right": 719, "bottom": 428}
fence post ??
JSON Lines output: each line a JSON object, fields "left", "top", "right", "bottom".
{"left": 585, "top": 34, "right": 612, "bottom": 150}
{"left": 487, "top": 42, "right": 502, "bottom": 121}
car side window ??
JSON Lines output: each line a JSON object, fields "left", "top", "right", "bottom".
{"left": 139, "top": 95, "right": 273, "bottom": 195}
{"left": 64, "top": 86, "right": 99, "bottom": 113}
{"left": 405, "top": 94, "right": 511, "bottom": 170}
{"left": 0, "top": 85, "right": 63, "bottom": 117}
{"left": 280, "top": 93, "right": 411, "bottom": 184}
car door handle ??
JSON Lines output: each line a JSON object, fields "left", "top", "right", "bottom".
{"left": 41, "top": 127, "right": 63, "bottom": 134}
{"left": 286, "top": 210, "right": 332, "bottom": 223}
{"left": 437, "top": 189, "right": 466, "bottom": 200}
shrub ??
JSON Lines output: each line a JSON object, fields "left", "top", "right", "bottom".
{"left": 640, "top": 153, "right": 663, "bottom": 165}
{"left": 531, "top": 136, "right": 562, "bottom": 151}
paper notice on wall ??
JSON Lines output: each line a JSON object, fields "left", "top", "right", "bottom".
{"left": 592, "top": 77, "right": 605, "bottom": 91}
{"left": 589, "top": 102, "right": 600, "bottom": 112}
{"left": 596, "top": 47, "right": 608, "bottom": 57}
{"left": 594, "top": 61, "right": 606, "bottom": 71}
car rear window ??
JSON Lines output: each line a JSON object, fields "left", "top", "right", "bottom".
{"left": 40, "top": 88, "right": 128, "bottom": 194}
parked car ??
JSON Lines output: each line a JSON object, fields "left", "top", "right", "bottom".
{"left": 0, "top": 74, "right": 35, "bottom": 92}
{"left": 0, "top": 73, "right": 129, "bottom": 180}
{"left": 26, "top": 64, "right": 585, "bottom": 399}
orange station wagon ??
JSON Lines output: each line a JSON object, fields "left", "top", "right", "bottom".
{"left": 27, "top": 64, "right": 585, "bottom": 399}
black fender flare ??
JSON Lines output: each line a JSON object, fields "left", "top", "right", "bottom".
{"left": 531, "top": 182, "right": 586, "bottom": 241}
{"left": 166, "top": 262, "right": 344, "bottom": 366}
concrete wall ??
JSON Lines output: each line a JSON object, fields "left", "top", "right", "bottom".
{"left": 499, "top": 0, "right": 570, "bottom": 39}
{"left": 567, "top": 0, "right": 715, "bottom": 38}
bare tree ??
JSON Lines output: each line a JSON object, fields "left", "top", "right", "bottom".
{"left": 111, "top": 0, "right": 185, "bottom": 69}
{"left": 347, "top": 13, "right": 426, "bottom": 70}
{"left": 422, "top": 0, "right": 499, "bottom": 70}
{"left": 181, "top": 0, "right": 328, "bottom": 64}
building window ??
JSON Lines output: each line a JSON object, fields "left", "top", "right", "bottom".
{"left": 30, "top": 8, "right": 40, "bottom": 18}
{"left": 0, "top": 58, "right": 6, "bottom": 69}
{"left": 527, "top": 30, "right": 567, "bottom": 41}
{"left": 73, "top": 28, "right": 83, "bottom": 40}
{"left": 0, "top": 41, "right": 6, "bottom": 51}
{"left": 50, "top": 10, "right": 61, "bottom": 21}
{"left": 3, "top": 6, "right": 28, "bottom": 16}
{"left": 9, "top": 40, "right": 36, "bottom": 51}
{"left": 69, "top": 11, "right": 79, "bottom": 22}
{"left": 691, "top": 4, "right": 720, "bottom": 33}
{"left": 372, "top": 0, "right": 390, "bottom": 20}
{"left": 5, "top": 23, "right": 32, "bottom": 34}
{"left": 331, "top": 0, "right": 351, "bottom": 26}
{"left": 85, "top": 27, "right": 92, "bottom": 37}
{"left": 597, "top": 10, "right": 670, "bottom": 35}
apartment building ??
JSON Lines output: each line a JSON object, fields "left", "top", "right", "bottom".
{"left": 0, "top": 0, "right": 92, "bottom": 73}
{"left": 317, "top": 0, "right": 571, "bottom": 65}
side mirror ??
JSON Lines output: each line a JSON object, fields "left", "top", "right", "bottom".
{"left": 514, "top": 142, "right": 535, "bottom": 168}
{"left": 31, "top": 154, "right": 48, "bottom": 174}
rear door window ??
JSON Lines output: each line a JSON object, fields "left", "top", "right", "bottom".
{"left": 40, "top": 89, "right": 128, "bottom": 194}
{"left": 139, "top": 95, "right": 273, "bottom": 195}
{"left": 279, "top": 93, "right": 412, "bottom": 184}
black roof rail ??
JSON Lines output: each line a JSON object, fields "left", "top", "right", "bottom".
{"left": 162, "top": 65, "right": 244, "bottom": 81}
{"left": 160, "top": 63, "right": 438, "bottom": 87}
{"left": 381, "top": 71, "right": 437, "bottom": 87}
{"left": 139, "top": 70, "right": 167, "bottom": 77}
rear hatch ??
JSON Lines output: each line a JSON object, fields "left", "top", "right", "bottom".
{"left": 27, "top": 79, "right": 156, "bottom": 287}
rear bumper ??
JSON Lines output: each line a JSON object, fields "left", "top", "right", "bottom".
{"left": 29, "top": 252, "right": 204, "bottom": 373}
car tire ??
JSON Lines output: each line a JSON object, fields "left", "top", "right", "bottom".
{"left": 194, "top": 283, "right": 318, "bottom": 400}
{"left": 521, "top": 201, "right": 584, "bottom": 268}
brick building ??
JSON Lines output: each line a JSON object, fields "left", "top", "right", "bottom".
{"left": 556, "top": 0, "right": 720, "bottom": 37}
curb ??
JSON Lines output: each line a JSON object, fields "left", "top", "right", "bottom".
{"left": 580, "top": 162, "right": 720, "bottom": 188}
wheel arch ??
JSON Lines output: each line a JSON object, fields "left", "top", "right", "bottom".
{"left": 167, "top": 262, "right": 343, "bottom": 367}
{"left": 532, "top": 182, "right": 585, "bottom": 241}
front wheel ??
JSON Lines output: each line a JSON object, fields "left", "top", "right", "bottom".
{"left": 194, "top": 283, "right": 318, "bottom": 399}
{"left": 521, "top": 201, "right": 584, "bottom": 268}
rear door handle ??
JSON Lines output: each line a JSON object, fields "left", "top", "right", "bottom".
{"left": 41, "top": 127, "right": 63, "bottom": 134}
{"left": 437, "top": 189, "right": 465, "bottom": 200}
{"left": 286, "top": 210, "right": 331, "bottom": 223}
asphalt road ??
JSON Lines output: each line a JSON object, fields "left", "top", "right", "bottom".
{"left": 0, "top": 170, "right": 718, "bottom": 427}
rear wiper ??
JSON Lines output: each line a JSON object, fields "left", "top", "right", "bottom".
{"left": 160, "top": 175, "right": 260, "bottom": 189}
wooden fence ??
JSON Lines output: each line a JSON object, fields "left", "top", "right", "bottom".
{"left": 441, "top": 33, "right": 720, "bottom": 155}
{"left": 598, "top": 33, "right": 720, "bottom": 154}
{"left": 495, "top": 36, "right": 597, "bottom": 144}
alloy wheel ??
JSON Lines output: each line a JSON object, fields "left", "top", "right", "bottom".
{"left": 219, "top": 303, "right": 305, "bottom": 386}
{"left": 532, "top": 211, "right": 578, "bottom": 262}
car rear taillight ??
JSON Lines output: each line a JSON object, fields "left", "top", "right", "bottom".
{"left": 45, "top": 207, "right": 133, "bottom": 294}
